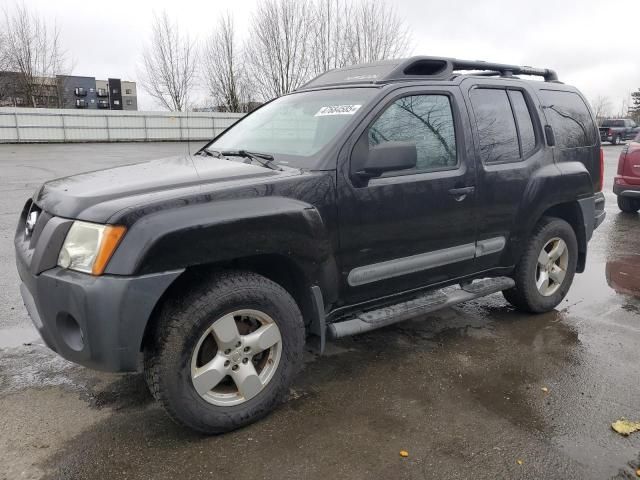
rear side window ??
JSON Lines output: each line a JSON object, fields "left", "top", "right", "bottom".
{"left": 539, "top": 90, "right": 596, "bottom": 148}
{"left": 508, "top": 90, "right": 536, "bottom": 157}
{"left": 470, "top": 88, "right": 520, "bottom": 164}
{"left": 368, "top": 94, "right": 457, "bottom": 173}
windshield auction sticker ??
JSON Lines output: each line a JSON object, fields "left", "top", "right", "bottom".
{"left": 315, "top": 105, "right": 362, "bottom": 116}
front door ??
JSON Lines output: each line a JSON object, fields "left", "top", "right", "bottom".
{"left": 336, "top": 87, "right": 478, "bottom": 304}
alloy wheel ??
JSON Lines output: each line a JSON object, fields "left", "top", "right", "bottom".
{"left": 535, "top": 237, "right": 569, "bottom": 296}
{"left": 190, "top": 309, "right": 282, "bottom": 406}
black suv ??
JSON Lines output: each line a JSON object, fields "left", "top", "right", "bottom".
{"left": 15, "top": 57, "right": 606, "bottom": 433}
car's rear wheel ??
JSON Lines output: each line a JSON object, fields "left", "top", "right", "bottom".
{"left": 503, "top": 217, "right": 578, "bottom": 313}
{"left": 617, "top": 195, "right": 640, "bottom": 213}
{"left": 144, "top": 270, "right": 305, "bottom": 434}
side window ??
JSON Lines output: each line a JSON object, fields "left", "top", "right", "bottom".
{"left": 469, "top": 88, "right": 519, "bottom": 164}
{"left": 539, "top": 90, "right": 596, "bottom": 148}
{"left": 368, "top": 95, "right": 457, "bottom": 173}
{"left": 508, "top": 90, "right": 536, "bottom": 157}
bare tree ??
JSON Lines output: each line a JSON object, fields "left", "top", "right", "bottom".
{"left": 591, "top": 95, "right": 611, "bottom": 123}
{"left": 247, "top": 0, "right": 312, "bottom": 100}
{"left": 346, "top": 0, "right": 411, "bottom": 65}
{"left": 202, "top": 13, "right": 250, "bottom": 112}
{"left": 310, "top": 0, "right": 353, "bottom": 75}
{"left": 0, "top": 29, "right": 8, "bottom": 71}
{"left": 618, "top": 93, "right": 632, "bottom": 118}
{"left": 139, "top": 11, "right": 197, "bottom": 111}
{"left": 2, "top": 2, "right": 70, "bottom": 107}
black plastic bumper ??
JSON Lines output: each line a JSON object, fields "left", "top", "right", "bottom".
{"left": 14, "top": 202, "right": 183, "bottom": 372}
{"left": 614, "top": 183, "right": 640, "bottom": 198}
{"left": 17, "top": 261, "right": 182, "bottom": 372}
{"left": 578, "top": 191, "right": 606, "bottom": 241}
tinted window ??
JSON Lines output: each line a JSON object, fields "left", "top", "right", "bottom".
{"left": 508, "top": 90, "right": 536, "bottom": 157}
{"left": 470, "top": 88, "right": 520, "bottom": 164}
{"left": 368, "top": 95, "right": 457, "bottom": 172}
{"left": 539, "top": 90, "right": 596, "bottom": 148}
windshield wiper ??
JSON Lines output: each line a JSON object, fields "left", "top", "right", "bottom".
{"left": 196, "top": 148, "right": 218, "bottom": 157}
{"left": 219, "top": 150, "right": 282, "bottom": 171}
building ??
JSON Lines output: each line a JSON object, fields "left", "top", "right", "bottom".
{"left": 61, "top": 76, "right": 137, "bottom": 110}
{"left": 57, "top": 75, "right": 99, "bottom": 109}
{"left": 121, "top": 81, "right": 137, "bottom": 110}
{"left": 0, "top": 72, "right": 61, "bottom": 108}
{"left": 0, "top": 72, "right": 137, "bottom": 110}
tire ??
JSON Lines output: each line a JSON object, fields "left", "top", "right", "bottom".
{"left": 612, "top": 135, "right": 619, "bottom": 145}
{"left": 617, "top": 195, "right": 640, "bottom": 213}
{"left": 144, "top": 270, "right": 305, "bottom": 434}
{"left": 503, "top": 217, "right": 578, "bottom": 313}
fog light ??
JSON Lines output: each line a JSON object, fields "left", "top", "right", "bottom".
{"left": 56, "top": 313, "right": 84, "bottom": 351}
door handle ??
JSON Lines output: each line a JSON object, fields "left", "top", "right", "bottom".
{"left": 448, "top": 186, "right": 475, "bottom": 201}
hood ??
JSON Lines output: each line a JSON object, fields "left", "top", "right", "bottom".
{"left": 34, "top": 155, "right": 283, "bottom": 221}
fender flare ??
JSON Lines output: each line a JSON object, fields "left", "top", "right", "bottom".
{"left": 105, "top": 196, "right": 340, "bottom": 301}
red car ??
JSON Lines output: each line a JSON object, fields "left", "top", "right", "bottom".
{"left": 614, "top": 132, "right": 640, "bottom": 212}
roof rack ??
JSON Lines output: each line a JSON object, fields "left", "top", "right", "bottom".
{"left": 449, "top": 58, "right": 558, "bottom": 82}
{"left": 300, "top": 56, "right": 559, "bottom": 90}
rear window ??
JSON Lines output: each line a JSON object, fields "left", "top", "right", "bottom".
{"left": 602, "top": 120, "right": 625, "bottom": 128}
{"left": 470, "top": 89, "right": 520, "bottom": 164}
{"left": 508, "top": 90, "right": 536, "bottom": 157}
{"left": 469, "top": 88, "right": 538, "bottom": 164}
{"left": 539, "top": 90, "right": 597, "bottom": 148}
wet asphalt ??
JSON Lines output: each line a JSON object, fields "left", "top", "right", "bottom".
{"left": 0, "top": 142, "right": 639, "bottom": 480}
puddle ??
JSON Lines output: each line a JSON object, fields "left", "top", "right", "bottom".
{"left": 0, "top": 324, "right": 39, "bottom": 348}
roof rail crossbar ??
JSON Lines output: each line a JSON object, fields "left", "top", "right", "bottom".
{"left": 451, "top": 59, "right": 558, "bottom": 82}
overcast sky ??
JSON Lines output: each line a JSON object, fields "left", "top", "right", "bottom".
{"left": 8, "top": 0, "right": 638, "bottom": 113}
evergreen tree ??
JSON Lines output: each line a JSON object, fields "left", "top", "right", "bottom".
{"left": 629, "top": 89, "right": 640, "bottom": 122}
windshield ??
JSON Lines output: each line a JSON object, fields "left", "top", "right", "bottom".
{"left": 206, "top": 88, "right": 377, "bottom": 168}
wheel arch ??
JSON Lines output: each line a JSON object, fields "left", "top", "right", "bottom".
{"left": 140, "top": 254, "right": 326, "bottom": 354}
{"left": 539, "top": 202, "right": 587, "bottom": 272}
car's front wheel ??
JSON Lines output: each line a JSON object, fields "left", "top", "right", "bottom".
{"left": 144, "top": 271, "right": 305, "bottom": 434}
{"left": 503, "top": 217, "right": 578, "bottom": 313}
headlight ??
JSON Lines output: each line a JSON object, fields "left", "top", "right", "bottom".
{"left": 58, "top": 221, "right": 126, "bottom": 275}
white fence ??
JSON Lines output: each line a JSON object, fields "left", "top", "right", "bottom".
{"left": 0, "top": 107, "right": 244, "bottom": 143}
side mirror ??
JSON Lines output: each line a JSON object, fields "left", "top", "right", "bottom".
{"left": 358, "top": 141, "right": 417, "bottom": 177}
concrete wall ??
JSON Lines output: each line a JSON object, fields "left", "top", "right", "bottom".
{"left": 0, "top": 107, "right": 244, "bottom": 143}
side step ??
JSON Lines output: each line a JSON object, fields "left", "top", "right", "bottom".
{"left": 327, "top": 276, "right": 514, "bottom": 339}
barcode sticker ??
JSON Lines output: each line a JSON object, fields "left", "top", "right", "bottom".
{"left": 315, "top": 105, "right": 362, "bottom": 116}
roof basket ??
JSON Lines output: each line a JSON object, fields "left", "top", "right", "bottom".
{"left": 299, "top": 56, "right": 559, "bottom": 90}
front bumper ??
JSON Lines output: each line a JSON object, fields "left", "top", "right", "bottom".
{"left": 17, "top": 265, "right": 181, "bottom": 372}
{"left": 15, "top": 201, "right": 182, "bottom": 372}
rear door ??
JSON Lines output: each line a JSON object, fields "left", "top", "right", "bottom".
{"left": 336, "top": 85, "right": 478, "bottom": 304}
{"left": 462, "top": 78, "right": 550, "bottom": 271}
